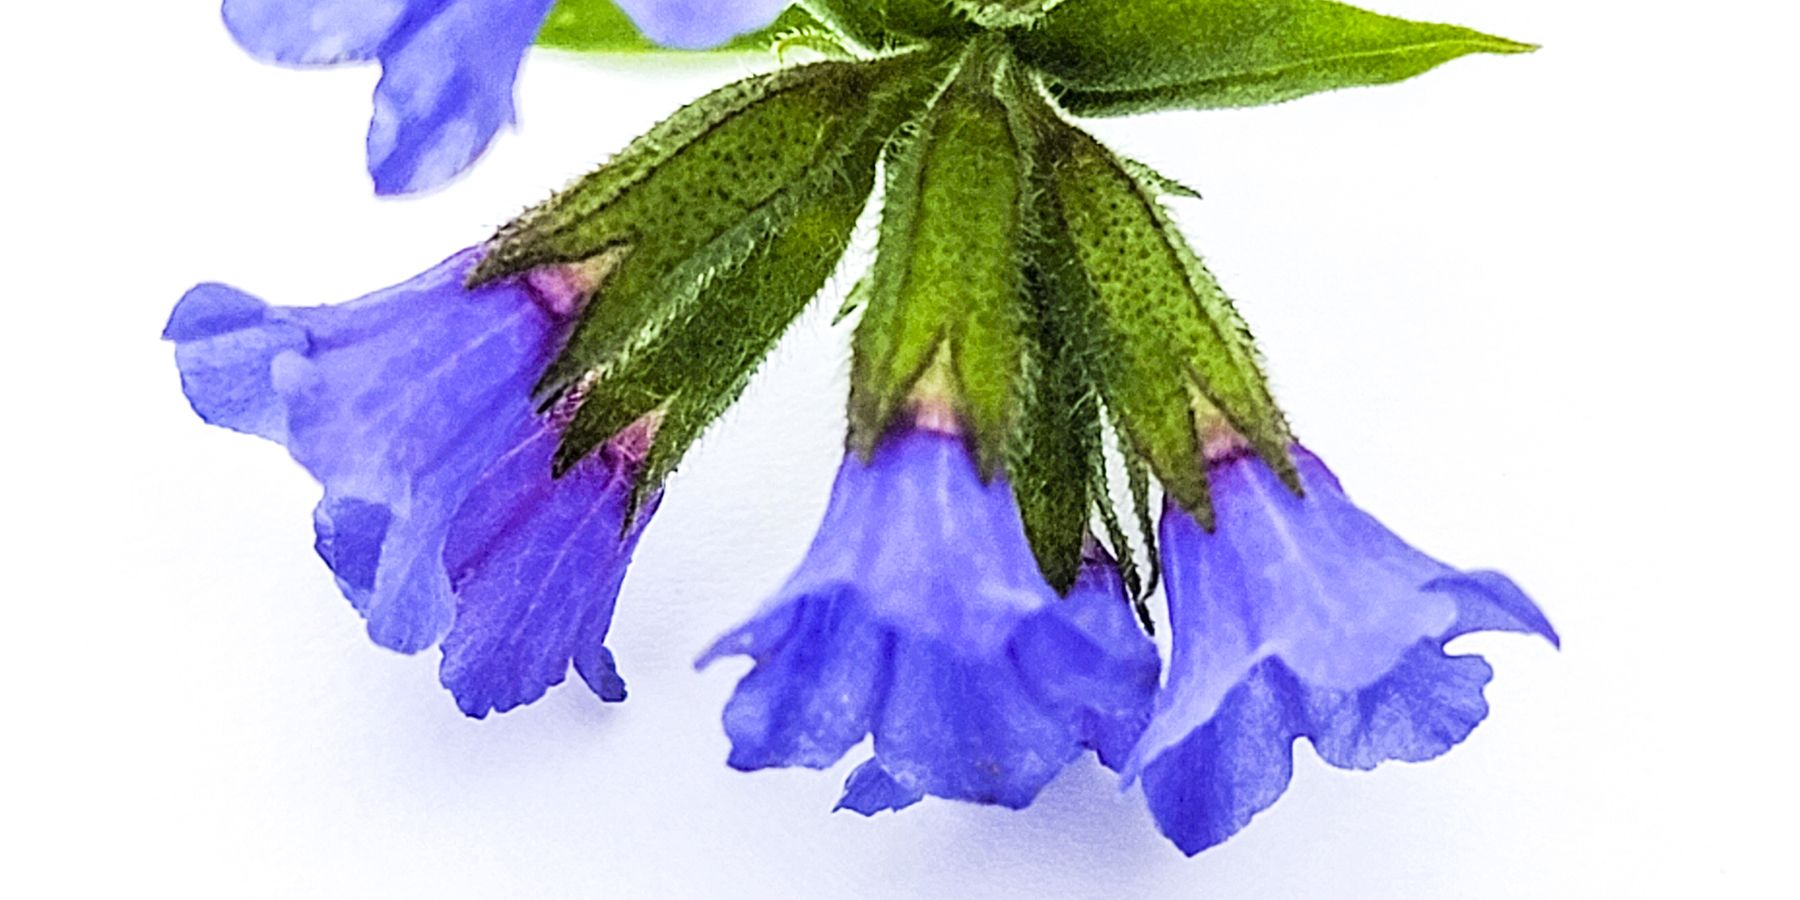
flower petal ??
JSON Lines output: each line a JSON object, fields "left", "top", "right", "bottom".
{"left": 366, "top": 0, "right": 555, "bottom": 194}
{"left": 164, "top": 283, "right": 307, "bottom": 442}
{"left": 1140, "top": 637, "right": 1502, "bottom": 855}
{"left": 835, "top": 759, "right": 924, "bottom": 815}
{"left": 1303, "top": 641, "right": 1494, "bottom": 771}
{"left": 1127, "top": 449, "right": 1463, "bottom": 776}
{"left": 223, "top": 0, "right": 412, "bottom": 65}
{"left": 1139, "top": 660, "right": 1299, "bottom": 856}
{"left": 437, "top": 417, "right": 656, "bottom": 718}
{"left": 1433, "top": 570, "right": 1562, "bottom": 647}
{"left": 702, "top": 588, "right": 891, "bottom": 771}
{"left": 1131, "top": 447, "right": 1557, "bottom": 854}
{"left": 777, "top": 429, "right": 1055, "bottom": 656}
{"left": 1213, "top": 449, "right": 1461, "bottom": 689}
{"left": 1012, "top": 551, "right": 1160, "bottom": 770}
{"left": 873, "top": 635, "right": 1083, "bottom": 808}
{"left": 168, "top": 250, "right": 569, "bottom": 653}
{"left": 286, "top": 254, "right": 563, "bottom": 649}
{"left": 709, "top": 427, "right": 1159, "bottom": 813}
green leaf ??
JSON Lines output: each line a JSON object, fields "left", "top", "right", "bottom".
{"left": 1026, "top": 103, "right": 1295, "bottom": 518}
{"left": 1017, "top": 0, "right": 1534, "bottom": 116}
{"left": 537, "top": 1, "right": 826, "bottom": 53}
{"left": 999, "top": 66, "right": 1168, "bottom": 599}
{"left": 1009, "top": 203, "right": 1102, "bottom": 593}
{"left": 1000, "top": 62, "right": 1110, "bottom": 594}
{"left": 555, "top": 144, "right": 884, "bottom": 496}
{"left": 1120, "top": 155, "right": 1201, "bottom": 200}
{"left": 473, "top": 51, "right": 954, "bottom": 473}
{"left": 849, "top": 49, "right": 1029, "bottom": 475}
{"left": 549, "top": 53, "right": 954, "bottom": 477}
{"left": 474, "top": 54, "right": 945, "bottom": 413}
{"left": 476, "top": 61, "right": 850, "bottom": 282}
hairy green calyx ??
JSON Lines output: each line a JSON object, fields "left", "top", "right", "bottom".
{"left": 849, "top": 39, "right": 1027, "bottom": 475}
{"left": 497, "top": 0, "right": 1532, "bottom": 592}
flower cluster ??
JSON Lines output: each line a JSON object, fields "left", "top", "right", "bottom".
{"left": 171, "top": 0, "right": 1551, "bottom": 855}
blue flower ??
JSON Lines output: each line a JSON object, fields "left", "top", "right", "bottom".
{"left": 221, "top": 0, "right": 791, "bottom": 194}
{"left": 1126, "top": 447, "right": 1558, "bottom": 855}
{"left": 164, "top": 250, "right": 658, "bottom": 716}
{"left": 698, "top": 423, "right": 1159, "bottom": 811}
{"left": 225, "top": 0, "right": 557, "bottom": 194}
{"left": 615, "top": 1, "right": 793, "bottom": 50}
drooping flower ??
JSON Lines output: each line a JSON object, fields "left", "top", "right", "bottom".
{"left": 698, "top": 420, "right": 1160, "bottom": 811}
{"left": 1125, "top": 446, "right": 1558, "bottom": 855}
{"left": 163, "top": 249, "right": 658, "bottom": 716}
{"left": 221, "top": 0, "right": 792, "bottom": 194}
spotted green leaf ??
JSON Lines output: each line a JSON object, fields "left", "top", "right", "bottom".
{"left": 472, "top": 51, "right": 954, "bottom": 474}
{"left": 549, "top": 52, "right": 954, "bottom": 477}
{"left": 474, "top": 54, "right": 945, "bottom": 408}
{"left": 1032, "top": 112, "right": 1295, "bottom": 520}
{"left": 849, "top": 51, "right": 1028, "bottom": 475}
{"left": 555, "top": 151, "right": 884, "bottom": 494}
{"left": 1009, "top": 200, "right": 1103, "bottom": 592}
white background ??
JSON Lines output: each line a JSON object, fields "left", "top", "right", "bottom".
{"left": 4, "top": 1, "right": 1796, "bottom": 896}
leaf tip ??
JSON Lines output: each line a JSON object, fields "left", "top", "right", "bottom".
{"left": 1486, "top": 36, "right": 1541, "bottom": 56}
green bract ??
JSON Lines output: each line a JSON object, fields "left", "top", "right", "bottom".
{"left": 849, "top": 42, "right": 1026, "bottom": 476}
{"left": 497, "top": 0, "right": 1530, "bottom": 590}
{"left": 476, "top": 51, "right": 955, "bottom": 481}
{"left": 1037, "top": 117, "right": 1296, "bottom": 516}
